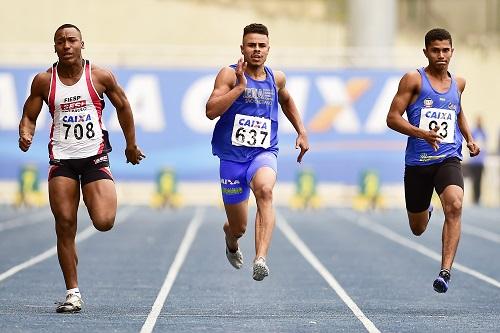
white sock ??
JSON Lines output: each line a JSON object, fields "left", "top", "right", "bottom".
{"left": 66, "top": 287, "right": 80, "bottom": 296}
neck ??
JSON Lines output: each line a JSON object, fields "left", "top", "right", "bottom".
{"left": 58, "top": 58, "right": 84, "bottom": 78}
{"left": 425, "top": 65, "right": 449, "bottom": 80}
{"left": 245, "top": 64, "right": 266, "bottom": 80}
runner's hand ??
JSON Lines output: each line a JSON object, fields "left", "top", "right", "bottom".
{"left": 296, "top": 133, "right": 309, "bottom": 163}
{"left": 18, "top": 133, "right": 33, "bottom": 152}
{"left": 424, "top": 126, "right": 442, "bottom": 151}
{"left": 235, "top": 57, "right": 247, "bottom": 89}
{"left": 125, "top": 145, "right": 146, "bottom": 165}
{"left": 467, "top": 141, "right": 480, "bottom": 157}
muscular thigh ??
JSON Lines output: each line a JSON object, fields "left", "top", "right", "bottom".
{"left": 434, "top": 157, "right": 464, "bottom": 195}
{"left": 82, "top": 179, "right": 117, "bottom": 217}
{"left": 48, "top": 176, "right": 80, "bottom": 220}
{"left": 404, "top": 164, "right": 435, "bottom": 213}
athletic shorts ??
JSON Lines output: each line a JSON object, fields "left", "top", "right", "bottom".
{"left": 404, "top": 157, "right": 463, "bottom": 213}
{"left": 48, "top": 153, "right": 113, "bottom": 186}
{"left": 219, "top": 151, "right": 277, "bottom": 205}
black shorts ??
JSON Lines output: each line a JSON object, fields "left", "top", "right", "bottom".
{"left": 48, "top": 153, "right": 114, "bottom": 186}
{"left": 404, "top": 157, "right": 464, "bottom": 213}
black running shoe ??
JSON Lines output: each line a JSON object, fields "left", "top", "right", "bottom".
{"left": 433, "top": 269, "right": 450, "bottom": 293}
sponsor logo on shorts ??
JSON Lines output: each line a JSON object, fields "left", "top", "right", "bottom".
{"left": 220, "top": 178, "right": 240, "bottom": 185}
{"left": 419, "top": 153, "right": 446, "bottom": 162}
{"left": 94, "top": 155, "right": 109, "bottom": 165}
{"left": 222, "top": 187, "right": 243, "bottom": 195}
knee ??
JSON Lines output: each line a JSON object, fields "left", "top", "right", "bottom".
{"left": 55, "top": 215, "right": 77, "bottom": 236}
{"left": 410, "top": 226, "right": 425, "bottom": 236}
{"left": 92, "top": 215, "right": 115, "bottom": 232}
{"left": 254, "top": 185, "right": 273, "bottom": 203}
{"left": 443, "top": 198, "right": 462, "bottom": 219}
{"left": 234, "top": 225, "right": 246, "bottom": 238}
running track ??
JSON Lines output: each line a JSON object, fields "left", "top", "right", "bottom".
{"left": 0, "top": 205, "right": 498, "bottom": 332}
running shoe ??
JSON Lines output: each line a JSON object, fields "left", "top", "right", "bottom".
{"left": 225, "top": 244, "right": 243, "bottom": 269}
{"left": 252, "top": 256, "right": 269, "bottom": 281}
{"left": 433, "top": 269, "right": 450, "bottom": 293}
{"left": 56, "top": 293, "right": 82, "bottom": 313}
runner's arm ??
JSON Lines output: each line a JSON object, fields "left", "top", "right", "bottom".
{"left": 456, "top": 77, "right": 480, "bottom": 157}
{"left": 275, "top": 70, "right": 309, "bottom": 163}
{"left": 100, "top": 68, "right": 145, "bottom": 164}
{"left": 387, "top": 72, "right": 442, "bottom": 150}
{"left": 18, "top": 73, "right": 47, "bottom": 152}
{"left": 206, "top": 59, "right": 247, "bottom": 120}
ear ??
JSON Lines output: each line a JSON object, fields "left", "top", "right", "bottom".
{"left": 81, "top": 41, "right": 85, "bottom": 49}
{"left": 422, "top": 48, "right": 427, "bottom": 58}
{"left": 54, "top": 45, "right": 56, "bottom": 53}
{"left": 240, "top": 44, "right": 243, "bottom": 54}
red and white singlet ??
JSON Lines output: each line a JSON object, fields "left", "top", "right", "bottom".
{"left": 47, "top": 59, "right": 111, "bottom": 160}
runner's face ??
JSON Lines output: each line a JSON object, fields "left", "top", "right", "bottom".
{"left": 424, "top": 40, "right": 453, "bottom": 70}
{"left": 54, "top": 28, "right": 84, "bottom": 63}
{"left": 240, "top": 33, "right": 269, "bottom": 67}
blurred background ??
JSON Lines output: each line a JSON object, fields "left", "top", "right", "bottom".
{"left": 0, "top": 0, "right": 498, "bottom": 208}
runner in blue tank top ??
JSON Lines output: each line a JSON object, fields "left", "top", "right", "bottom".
{"left": 387, "top": 28, "right": 480, "bottom": 293}
{"left": 206, "top": 23, "right": 309, "bottom": 281}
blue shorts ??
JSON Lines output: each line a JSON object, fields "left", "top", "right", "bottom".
{"left": 219, "top": 151, "right": 277, "bottom": 205}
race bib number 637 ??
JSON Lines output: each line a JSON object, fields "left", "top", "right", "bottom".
{"left": 231, "top": 114, "right": 271, "bottom": 148}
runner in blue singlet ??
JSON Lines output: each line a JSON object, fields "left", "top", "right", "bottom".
{"left": 387, "top": 28, "right": 480, "bottom": 293}
{"left": 206, "top": 23, "right": 309, "bottom": 281}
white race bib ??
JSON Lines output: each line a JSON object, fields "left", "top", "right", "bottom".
{"left": 231, "top": 114, "right": 271, "bottom": 148}
{"left": 419, "top": 108, "right": 456, "bottom": 144}
{"left": 58, "top": 111, "right": 98, "bottom": 143}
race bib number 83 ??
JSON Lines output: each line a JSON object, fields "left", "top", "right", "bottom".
{"left": 418, "top": 108, "right": 456, "bottom": 144}
{"left": 231, "top": 114, "right": 271, "bottom": 148}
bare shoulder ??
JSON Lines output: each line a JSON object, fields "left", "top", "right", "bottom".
{"left": 272, "top": 70, "right": 286, "bottom": 89}
{"left": 214, "top": 66, "right": 237, "bottom": 87}
{"left": 90, "top": 63, "right": 117, "bottom": 86}
{"left": 218, "top": 66, "right": 237, "bottom": 80}
{"left": 398, "top": 70, "right": 421, "bottom": 92}
{"left": 30, "top": 68, "right": 52, "bottom": 95}
{"left": 455, "top": 75, "right": 466, "bottom": 92}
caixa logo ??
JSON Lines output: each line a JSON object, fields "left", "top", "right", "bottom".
{"left": 220, "top": 178, "right": 240, "bottom": 185}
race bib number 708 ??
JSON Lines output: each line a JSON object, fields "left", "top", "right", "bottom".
{"left": 231, "top": 114, "right": 271, "bottom": 148}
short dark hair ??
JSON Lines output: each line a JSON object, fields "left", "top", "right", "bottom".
{"left": 54, "top": 23, "right": 82, "bottom": 42}
{"left": 243, "top": 23, "right": 268, "bottom": 37}
{"left": 425, "top": 28, "right": 452, "bottom": 48}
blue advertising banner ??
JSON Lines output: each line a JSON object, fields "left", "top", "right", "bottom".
{"left": 0, "top": 66, "right": 406, "bottom": 185}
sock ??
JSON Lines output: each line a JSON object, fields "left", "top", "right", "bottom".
{"left": 439, "top": 269, "right": 451, "bottom": 281}
{"left": 66, "top": 287, "right": 80, "bottom": 296}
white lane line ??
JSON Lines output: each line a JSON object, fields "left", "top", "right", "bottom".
{"left": 276, "top": 212, "right": 381, "bottom": 333}
{"left": 0, "top": 206, "right": 137, "bottom": 283}
{"left": 462, "top": 224, "right": 500, "bottom": 244}
{"left": 337, "top": 210, "right": 500, "bottom": 289}
{"left": 0, "top": 210, "right": 52, "bottom": 232}
{"left": 140, "top": 207, "right": 205, "bottom": 333}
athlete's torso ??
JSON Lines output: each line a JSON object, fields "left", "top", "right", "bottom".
{"left": 47, "top": 60, "right": 111, "bottom": 160}
{"left": 211, "top": 65, "right": 279, "bottom": 162}
{"left": 405, "top": 67, "right": 463, "bottom": 165}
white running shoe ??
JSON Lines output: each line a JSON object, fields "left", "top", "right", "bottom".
{"left": 225, "top": 245, "right": 243, "bottom": 269}
{"left": 56, "top": 293, "right": 83, "bottom": 313}
{"left": 252, "top": 256, "right": 269, "bottom": 281}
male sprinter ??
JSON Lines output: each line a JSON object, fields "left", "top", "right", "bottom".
{"left": 206, "top": 23, "right": 309, "bottom": 281}
{"left": 19, "top": 24, "right": 145, "bottom": 312}
{"left": 387, "top": 28, "right": 480, "bottom": 293}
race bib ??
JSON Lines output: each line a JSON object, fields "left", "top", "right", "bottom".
{"left": 58, "top": 101, "right": 98, "bottom": 143}
{"left": 231, "top": 114, "right": 271, "bottom": 148}
{"left": 419, "top": 108, "right": 456, "bottom": 144}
